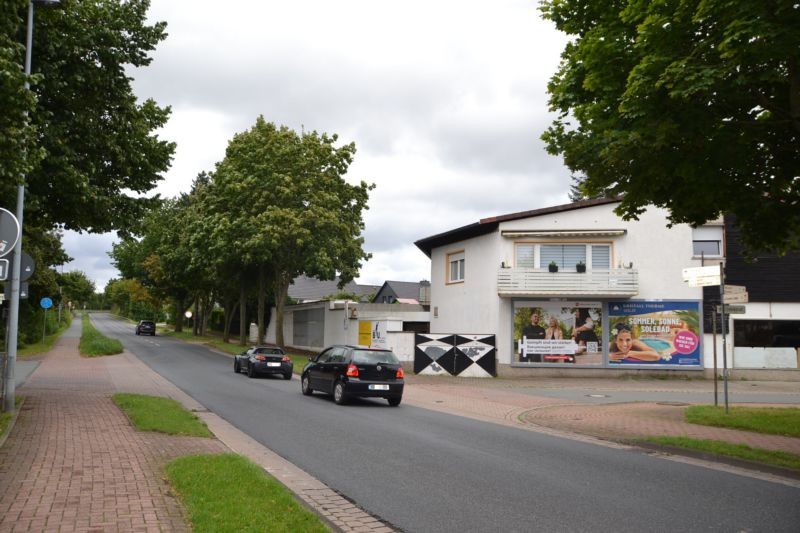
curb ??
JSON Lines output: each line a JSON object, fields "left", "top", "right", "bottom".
{"left": 0, "top": 396, "right": 25, "bottom": 449}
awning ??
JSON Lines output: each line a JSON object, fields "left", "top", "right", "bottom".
{"left": 501, "top": 229, "right": 627, "bottom": 238}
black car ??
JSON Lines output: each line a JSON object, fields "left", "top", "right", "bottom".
{"left": 234, "top": 346, "right": 293, "bottom": 380}
{"left": 301, "top": 345, "right": 404, "bottom": 406}
{"left": 135, "top": 320, "right": 156, "bottom": 336}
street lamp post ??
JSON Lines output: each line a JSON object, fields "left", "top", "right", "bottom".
{"left": 3, "top": 0, "right": 61, "bottom": 413}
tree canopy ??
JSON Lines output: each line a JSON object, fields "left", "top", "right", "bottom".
{"left": 0, "top": 0, "right": 174, "bottom": 235}
{"left": 541, "top": 0, "right": 800, "bottom": 254}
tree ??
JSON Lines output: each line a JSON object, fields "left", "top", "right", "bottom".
{"left": 0, "top": 0, "right": 174, "bottom": 235}
{"left": 58, "top": 270, "right": 96, "bottom": 308}
{"left": 541, "top": 0, "right": 800, "bottom": 254}
{"left": 212, "top": 118, "right": 373, "bottom": 347}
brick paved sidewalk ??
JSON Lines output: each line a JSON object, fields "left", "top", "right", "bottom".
{"left": 0, "top": 335, "right": 226, "bottom": 533}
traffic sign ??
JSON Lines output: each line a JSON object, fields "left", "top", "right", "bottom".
{"left": 4, "top": 282, "right": 28, "bottom": 300}
{"left": 724, "top": 284, "right": 747, "bottom": 294}
{"left": 682, "top": 266, "right": 721, "bottom": 287}
{"left": 723, "top": 291, "right": 749, "bottom": 304}
{"left": 717, "top": 304, "right": 746, "bottom": 314}
{"left": 6, "top": 251, "right": 35, "bottom": 281}
{"left": 40, "top": 297, "right": 53, "bottom": 309}
{"left": 0, "top": 258, "right": 8, "bottom": 281}
{"left": 0, "top": 207, "right": 21, "bottom": 259}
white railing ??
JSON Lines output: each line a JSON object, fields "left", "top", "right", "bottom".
{"left": 496, "top": 268, "right": 639, "bottom": 297}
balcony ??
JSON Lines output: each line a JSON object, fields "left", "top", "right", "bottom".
{"left": 497, "top": 268, "right": 639, "bottom": 298}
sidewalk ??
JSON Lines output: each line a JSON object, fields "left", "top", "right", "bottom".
{"left": 1, "top": 325, "right": 798, "bottom": 531}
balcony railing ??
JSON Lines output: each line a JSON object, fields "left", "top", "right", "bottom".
{"left": 497, "top": 268, "right": 639, "bottom": 298}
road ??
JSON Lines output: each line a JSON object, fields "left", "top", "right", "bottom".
{"left": 92, "top": 313, "right": 800, "bottom": 532}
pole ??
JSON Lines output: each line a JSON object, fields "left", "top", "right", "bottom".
{"left": 3, "top": 2, "right": 34, "bottom": 413}
{"left": 712, "top": 310, "right": 718, "bottom": 407}
{"left": 42, "top": 307, "right": 47, "bottom": 343}
{"left": 719, "top": 263, "right": 729, "bottom": 413}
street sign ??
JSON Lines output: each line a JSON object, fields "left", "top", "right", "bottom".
{"left": 40, "top": 297, "right": 53, "bottom": 309}
{"left": 0, "top": 258, "right": 8, "bottom": 281}
{"left": 717, "top": 304, "right": 746, "bottom": 314}
{"left": 0, "top": 207, "right": 21, "bottom": 259}
{"left": 682, "top": 266, "right": 721, "bottom": 287}
{"left": 723, "top": 291, "right": 749, "bottom": 304}
{"left": 4, "top": 282, "right": 28, "bottom": 300}
{"left": 724, "top": 284, "right": 747, "bottom": 294}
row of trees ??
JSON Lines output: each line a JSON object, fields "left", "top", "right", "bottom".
{"left": 111, "top": 117, "right": 373, "bottom": 347}
{"left": 1, "top": 0, "right": 172, "bottom": 347}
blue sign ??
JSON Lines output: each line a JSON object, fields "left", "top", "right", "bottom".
{"left": 607, "top": 300, "right": 702, "bottom": 366}
{"left": 40, "top": 297, "right": 53, "bottom": 310}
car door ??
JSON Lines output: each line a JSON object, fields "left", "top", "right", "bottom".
{"left": 319, "top": 347, "right": 347, "bottom": 393}
{"left": 308, "top": 349, "right": 332, "bottom": 389}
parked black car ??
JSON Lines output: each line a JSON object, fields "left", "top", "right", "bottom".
{"left": 135, "top": 320, "right": 156, "bottom": 336}
{"left": 234, "top": 346, "right": 293, "bottom": 380}
{"left": 301, "top": 345, "right": 404, "bottom": 406}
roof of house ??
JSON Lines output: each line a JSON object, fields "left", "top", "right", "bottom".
{"left": 414, "top": 197, "right": 622, "bottom": 257}
{"left": 377, "top": 280, "right": 428, "bottom": 300}
{"left": 288, "top": 275, "right": 380, "bottom": 302}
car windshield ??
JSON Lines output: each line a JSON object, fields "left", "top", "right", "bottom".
{"left": 140, "top": 321, "right": 154, "bottom": 326}
{"left": 256, "top": 348, "right": 284, "bottom": 355}
{"left": 352, "top": 350, "right": 399, "bottom": 365}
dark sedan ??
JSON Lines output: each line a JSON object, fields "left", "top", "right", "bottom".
{"left": 301, "top": 345, "right": 404, "bottom": 406}
{"left": 234, "top": 346, "right": 293, "bottom": 380}
{"left": 135, "top": 320, "right": 156, "bottom": 336}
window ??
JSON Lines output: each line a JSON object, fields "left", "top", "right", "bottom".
{"left": 516, "top": 243, "right": 611, "bottom": 270}
{"left": 692, "top": 226, "right": 723, "bottom": 257}
{"left": 447, "top": 251, "right": 465, "bottom": 283}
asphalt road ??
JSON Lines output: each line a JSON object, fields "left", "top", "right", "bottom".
{"left": 92, "top": 313, "right": 800, "bottom": 533}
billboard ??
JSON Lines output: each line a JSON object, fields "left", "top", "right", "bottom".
{"left": 514, "top": 301, "right": 603, "bottom": 365}
{"left": 607, "top": 301, "right": 702, "bottom": 366}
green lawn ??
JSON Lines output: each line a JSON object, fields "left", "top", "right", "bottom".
{"left": 685, "top": 405, "right": 800, "bottom": 438}
{"left": 0, "top": 398, "right": 23, "bottom": 438}
{"left": 644, "top": 436, "right": 800, "bottom": 471}
{"left": 79, "top": 314, "right": 123, "bottom": 356}
{"left": 112, "top": 393, "right": 212, "bottom": 437}
{"left": 166, "top": 454, "right": 329, "bottom": 533}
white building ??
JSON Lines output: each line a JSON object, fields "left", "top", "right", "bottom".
{"left": 414, "top": 198, "right": 749, "bottom": 376}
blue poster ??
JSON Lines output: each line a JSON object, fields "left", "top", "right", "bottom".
{"left": 607, "top": 301, "right": 702, "bottom": 366}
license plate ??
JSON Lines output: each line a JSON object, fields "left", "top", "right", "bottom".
{"left": 267, "top": 362, "right": 281, "bottom": 367}
{"left": 369, "top": 384, "right": 389, "bottom": 390}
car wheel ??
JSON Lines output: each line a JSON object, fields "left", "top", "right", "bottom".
{"left": 387, "top": 397, "right": 402, "bottom": 407}
{"left": 333, "top": 380, "right": 348, "bottom": 405}
{"left": 234, "top": 359, "right": 240, "bottom": 373}
{"left": 283, "top": 371, "right": 292, "bottom": 380}
{"left": 301, "top": 374, "right": 313, "bottom": 395}
{"left": 135, "top": 330, "right": 139, "bottom": 335}
{"left": 247, "top": 364, "right": 256, "bottom": 378}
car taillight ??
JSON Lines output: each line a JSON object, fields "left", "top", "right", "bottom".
{"left": 282, "top": 356, "right": 291, "bottom": 362}
{"left": 346, "top": 364, "right": 359, "bottom": 377}
{"left": 255, "top": 355, "right": 266, "bottom": 361}
{"left": 396, "top": 367, "right": 405, "bottom": 379}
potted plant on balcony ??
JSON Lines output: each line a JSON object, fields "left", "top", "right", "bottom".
{"left": 576, "top": 261, "right": 586, "bottom": 273}
{"left": 548, "top": 261, "right": 559, "bottom": 273}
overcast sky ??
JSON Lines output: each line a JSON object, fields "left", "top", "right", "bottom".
{"left": 62, "top": 0, "right": 573, "bottom": 291}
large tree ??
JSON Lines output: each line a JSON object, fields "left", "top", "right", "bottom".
{"left": 212, "top": 117, "right": 373, "bottom": 347}
{"left": 0, "top": 0, "right": 174, "bottom": 234}
{"left": 541, "top": 0, "right": 800, "bottom": 253}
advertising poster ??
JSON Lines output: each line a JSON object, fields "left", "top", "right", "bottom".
{"left": 514, "top": 301, "right": 603, "bottom": 365}
{"left": 607, "top": 301, "right": 702, "bottom": 366}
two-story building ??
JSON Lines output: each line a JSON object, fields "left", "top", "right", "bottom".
{"left": 415, "top": 198, "right": 731, "bottom": 376}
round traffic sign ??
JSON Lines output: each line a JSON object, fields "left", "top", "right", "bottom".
{"left": 0, "top": 207, "right": 21, "bottom": 259}
{"left": 40, "top": 297, "right": 53, "bottom": 309}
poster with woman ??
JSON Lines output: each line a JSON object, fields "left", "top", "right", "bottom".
{"left": 607, "top": 301, "right": 702, "bottom": 366}
{"left": 514, "top": 301, "right": 603, "bottom": 365}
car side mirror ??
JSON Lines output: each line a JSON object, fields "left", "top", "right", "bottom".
{"left": 308, "top": 356, "right": 314, "bottom": 362}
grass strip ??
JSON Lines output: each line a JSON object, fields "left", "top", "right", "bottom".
{"left": 686, "top": 405, "right": 800, "bottom": 438}
{"left": 644, "top": 436, "right": 800, "bottom": 471}
{"left": 112, "top": 393, "right": 212, "bottom": 438}
{"left": 166, "top": 454, "right": 329, "bottom": 533}
{"left": 0, "top": 397, "right": 23, "bottom": 437}
{"left": 79, "top": 314, "right": 123, "bottom": 356}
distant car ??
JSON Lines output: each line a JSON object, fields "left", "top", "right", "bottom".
{"left": 301, "top": 345, "right": 404, "bottom": 406}
{"left": 234, "top": 346, "right": 293, "bottom": 380}
{"left": 135, "top": 320, "right": 156, "bottom": 336}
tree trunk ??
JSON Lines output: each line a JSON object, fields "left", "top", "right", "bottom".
{"left": 273, "top": 273, "right": 291, "bottom": 348}
{"left": 193, "top": 295, "right": 199, "bottom": 336}
{"left": 239, "top": 284, "right": 247, "bottom": 345}
{"left": 174, "top": 296, "right": 185, "bottom": 333}
{"left": 223, "top": 297, "right": 235, "bottom": 343}
{"left": 257, "top": 265, "right": 266, "bottom": 344}
{"left": 201, "top": 293, "right": 212, "bottom": 336}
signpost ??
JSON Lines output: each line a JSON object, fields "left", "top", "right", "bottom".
{"left": 717, "top": 304, "right": 746, "bottom": 314}
{"left": 40, "top": 297, "right": 53, "bottom": 343}
{"left": 681, "top": 266, "right": 722, "bottom": 287}
{"left": 0, "top": 259, "right": 8, "bottom": 281}
{"left": 0, "top": 207, "right": 21, "bottom": 259}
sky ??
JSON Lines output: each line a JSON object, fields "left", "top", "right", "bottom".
{"left": 61, "top": 0, "right": 574, "bottom": 291}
